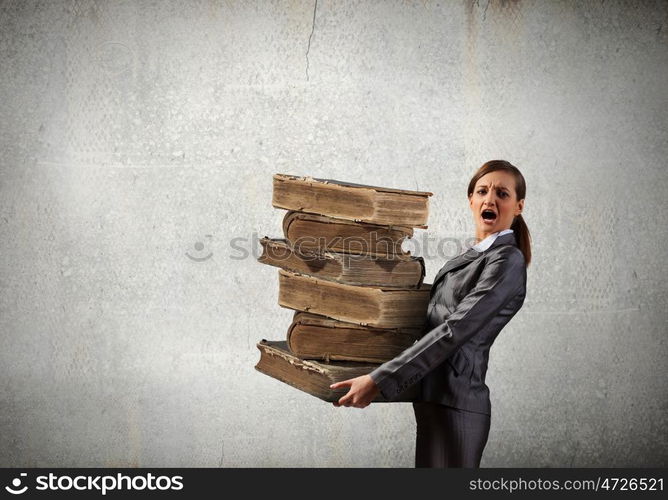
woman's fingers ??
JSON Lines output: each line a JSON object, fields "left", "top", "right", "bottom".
{"left": 336, "top": 394, "right": 352, "bottom": 407}
{"left": 329, "top": 379, "right": 353, "bottom": 390}
{"left": 330, "top": 376, "right": 373, "bottom": 408}
{"left": 332, "top": 381, "right": 355, "bottom": 407}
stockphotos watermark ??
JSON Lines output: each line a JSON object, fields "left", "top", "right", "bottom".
{"left": 4, "top": 472, "right": 183, "bottom": 495}
{"left": 225, "top": 231, "right": 480, "bottom": 261}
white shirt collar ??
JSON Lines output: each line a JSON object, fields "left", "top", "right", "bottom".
{"left": 471, "top": 229, "right": 514, "bottom": 252}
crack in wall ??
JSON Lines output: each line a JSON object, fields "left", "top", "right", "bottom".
{"left": 305, "top": 0, "right": 318, "bottom": 81}
{"left": 483, "top": 0, "right": 490, "bottom": 21}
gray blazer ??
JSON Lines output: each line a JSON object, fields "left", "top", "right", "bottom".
{"left": 369, "top": 231, "right": 527, "bottom": 415}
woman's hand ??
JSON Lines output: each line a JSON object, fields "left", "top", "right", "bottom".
{"left": 330, "top": 375, "right": 380, "bottom": 408}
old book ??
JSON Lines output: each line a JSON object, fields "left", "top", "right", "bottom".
{"left": 287, "top": 311, "right": 423, "bottom": 363}
{"left": 277, "top": 269, "right": 430, "bottom": 329}
{"left": 258, "top": 237, "right": 425, "bottom": 288}
{"left": 255, "top": 339, "right": 419, "bottom": 402}
{"left": 272, "top": 173, "right": 432, "bottom": 228}
{"left": 282, "top": 211, "right": 415, "bottom": 259}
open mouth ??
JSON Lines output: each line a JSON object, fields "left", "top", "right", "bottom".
{"left": 481, "top": 209, "right": 497, "bottom": 224}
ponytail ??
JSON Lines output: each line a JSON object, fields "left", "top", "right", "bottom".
{"left": 511, "top": 213, "right": 532, "bottom": 267}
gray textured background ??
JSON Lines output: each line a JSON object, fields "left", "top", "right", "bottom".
{"left": 1, "top": 0, "right": 666, "bottom": 467}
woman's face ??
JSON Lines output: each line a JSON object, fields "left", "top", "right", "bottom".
{"left": 468, "top": 170, "right": 524, "bottom": 240}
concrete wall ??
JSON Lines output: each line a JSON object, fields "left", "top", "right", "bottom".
{"left": 1, "top": 0, "right": 666, "bottom": 467}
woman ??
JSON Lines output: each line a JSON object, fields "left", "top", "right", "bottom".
{"left": 330, "top": 160, "right": 531, "bottom": 468}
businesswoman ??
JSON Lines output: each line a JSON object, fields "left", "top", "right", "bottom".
{"left": 330, "top": 160, "right": 531, "bottom": 468}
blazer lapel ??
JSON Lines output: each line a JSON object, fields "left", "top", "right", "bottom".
{"left": 433, "top": 248, "right": 479, "bottom": 283}
{"left": 430, "top": 232, "right": 518, "bottom": 294}
{"left": 430, "top": 247, "right": 480, "bottom": 295}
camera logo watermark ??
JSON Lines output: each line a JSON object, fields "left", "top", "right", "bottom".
{"left": 97, "top": 41, "right": 134, "bottom": 76}
{"left": 5, "top": 473, "right": 28, "bottom": 495}
{"left": 186, "top": 234, "right": 213, "bottom": 262}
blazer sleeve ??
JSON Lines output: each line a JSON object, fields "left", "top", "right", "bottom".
{"left": 368, "top": 246, "right": 526, "bottom": 400}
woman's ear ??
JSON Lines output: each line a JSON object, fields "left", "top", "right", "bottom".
{"left": 516, "top": 199, "right": 524, "bottom": 216}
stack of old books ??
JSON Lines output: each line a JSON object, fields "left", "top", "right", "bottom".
{"left": 254, "top": 174, "right": 433, "bottom": 403}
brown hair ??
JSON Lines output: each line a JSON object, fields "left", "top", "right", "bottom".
{"left": 467, "top": 160, "right": 532, "bottom": 267}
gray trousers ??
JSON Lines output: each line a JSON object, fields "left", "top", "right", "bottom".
{"left": 412, "top": 401, "right": 491, "bottom": 468}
